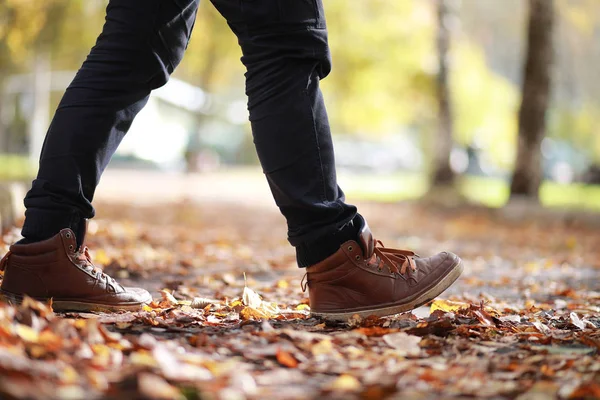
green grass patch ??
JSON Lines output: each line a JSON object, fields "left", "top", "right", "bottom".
{"left": 343, "top": 171, "right": 600, "bottom": 212}
{"left": 0, "top": 154, "right": 34, "bottom": 181}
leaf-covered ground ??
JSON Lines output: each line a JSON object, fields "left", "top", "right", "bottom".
{"left": 0, "top": 197, "right": 599, "bottom": 400}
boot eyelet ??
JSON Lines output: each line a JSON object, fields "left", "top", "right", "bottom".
{"left": 355, "top": 255, "right": 360, "bottom": 261}
{"left": 68, "top": 245, "right": 74, "bottom": 250}
{"left": 65, "top": 232, "right": 71, "bottom": 239}
{"left": 347, "top": 245, "right": 353, "bottom": 252}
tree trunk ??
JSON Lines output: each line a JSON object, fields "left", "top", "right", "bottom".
{"left": 509, "top": 0, "right": 554, "bottom": 201}
{"left": 431, "top": 0, "right": 455, "bottom": 187}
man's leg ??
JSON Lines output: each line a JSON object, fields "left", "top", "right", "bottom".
{"left": 0, "top": 0, "right": 200, "bottom": 311}
{"left": 22, "top": 0, "right": 199, "bottom": 245}
{"left": 212, "top": 0, "right": 463, "bottom": 320}
{"left": 211, "top": 0, "right": 358, "bottom": 267}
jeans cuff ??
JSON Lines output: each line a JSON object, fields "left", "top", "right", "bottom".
{"left": 21, "top": 208, "right": 80, "bottom": 242}
{"left": 295, "top": 214, "right": 361, "bottom": 267}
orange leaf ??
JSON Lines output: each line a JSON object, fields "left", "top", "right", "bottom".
{"left": 276, "top": 349, "right": 298, "bottom": 368}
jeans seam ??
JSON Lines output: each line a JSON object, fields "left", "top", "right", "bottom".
{"left": 306, "top": 87, "right": 328, "bottom": 203}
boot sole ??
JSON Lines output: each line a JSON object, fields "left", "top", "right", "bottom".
{"left": 311, "top": 258, "right": 464, "bottom": 322}
{"left": 0, "top": 290, "right": 150, "bottom": 313}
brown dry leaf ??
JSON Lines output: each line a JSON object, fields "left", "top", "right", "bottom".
{"left": 568, "top": 381, "right": 600, "bottom": 399}
{"left": 2, "top": 193, "right": 600, "bottom": 399}
{"left": 160, "top": 289, "right": 179, "bottom": 307}
{"left": 190, "top": 297, "right": 218, "bottom": 309}
{"left": 276, "top": 349, "right": 299, "bottom": 368}
{"left": 240, "top": 306, "right": 268, "bottom": 321}
{"left": 471, "top": 307, "right": 495, "bottom": 327}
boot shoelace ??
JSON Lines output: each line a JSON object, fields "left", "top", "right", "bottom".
{"left": 301, "top": 240, "right": 419, "bottom": 291}
{"left": 75, "top": 246, "right": 118, "bottom": 287}
{"left": 367, "top": 240, "right": 418, "bottom": 275}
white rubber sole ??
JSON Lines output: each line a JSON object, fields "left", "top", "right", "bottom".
{"left": 311, "top": 259, "right": 464, "bottom": 322}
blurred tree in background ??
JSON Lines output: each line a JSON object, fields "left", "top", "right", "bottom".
{"left": 510, "top": 0, "right": 554, "bottom": 201}
{"left": 430, "top": 0, "right": 456, "bottom": 189}
{"left": 1, "top": 0, "right": 599, "bottom": 206}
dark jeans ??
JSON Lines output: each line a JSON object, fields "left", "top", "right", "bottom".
{"left": 22, "top": 0, "right": 357, "bottom": 266}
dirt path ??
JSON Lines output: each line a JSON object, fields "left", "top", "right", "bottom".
{"left": 0, "top": 197, "right": 598, "bottom": 399}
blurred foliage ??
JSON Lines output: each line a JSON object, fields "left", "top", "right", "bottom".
{"left": 324, "top": 0, "right": 436, "bottom": 134}
{"left": 0, "top": 154, "right": 33, "bottom": 180}
{"left": 0, "top": 0, "right": 76, "bottom": 74}
{"left": 175, "top": 1, "right": 244, "bottom": 92}
{"left": 1, "top": 0, "right": 599, "bottom": 165}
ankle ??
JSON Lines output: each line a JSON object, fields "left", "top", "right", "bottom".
{"left": 295, "top": 215, "right": 362, "bottom": 267}
{"left": 21, "top": 210, "right": 85, "bottom": 247}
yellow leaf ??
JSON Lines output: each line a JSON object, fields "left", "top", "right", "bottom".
{"left": 15, "top": 324, "right": 39, "bottom": 343}
{"left": 276, "top": 280, "right": 289, "bottom": 289}
{"left": 29, "top": 345, "right": 47, "bottom": 358}
{"left": 230, "top": 299, "right": 243, "bottom": 308}
{"left": 94, "top": 249, "right": 111, "bottom": 266}
{"left": 311, "top": 339, "right": 334, "bottom": 356}
{"left": 296, "top": 304, "right": 310, "bottom": 311}
{"left": 130, "top": 351, "right": 158, "bottom": 367}
{"left": 39, "top": 330, "right": 62, "bottom": 350}
{"left": 74, "top": 319, "right": 88, "bottom": 329}
{"left": 142, "top": 304, "right": 154, "bottom": 312}
{"left": 61, "top": 366, "right": 79, "bottom": 384}
{"left": 524, "top": 262, "right": 540, "bottom": 273}
{"left": 429, "top": 299, "right": 469, "bottom": 313}
{"left": 329, "top": 374, "right": 362, "bottom": 391}
{"left": 91, "top": 344, "right": 111, "bottom": 358}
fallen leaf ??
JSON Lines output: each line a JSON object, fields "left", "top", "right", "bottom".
{"left": 328, "top": 374, "right": 362, "bottom": 391}
{"left": 240, "top": 306, "right": 268, "bottom": 321}
{"left": 243, "top": 285, "right": 263, "bottom": 309}
{"left": 15, "top": 324, "right": 39, "bottom": 343}
{"left": 190, "top": 297, "right": 218, "bottom": 309}
{"left": 276, "top": 349, "right": 299, "bottom": 368}
{"left": 532, "top": 321, "right": 551, "bottom": 336}
{"left": 160, "top": 289, "right": 178, "bottom": 307}
{"left": 430, "top": 299, "right": 469, "bottom": 313}
{"left": 138, "top": 373, "right": 184, "bottom": 400}
{"left": 311, "top": 339, "right": 334, "bottom": 356}
{"left": 382, "top": 332, "right": 422, "bottom": 356}
{"left": 569, "top": 312, "right": 585, "bottom": 330}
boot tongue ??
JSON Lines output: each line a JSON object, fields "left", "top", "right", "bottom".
{"left": 356, "top": 216, "right": 375, "bottom": 258}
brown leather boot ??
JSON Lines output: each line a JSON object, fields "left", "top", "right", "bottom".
{"left": 303, "top": 216, "right": 463, "bottom": 321}
{"left": 0, "top": 226, "right": 151, "bottom": 312}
